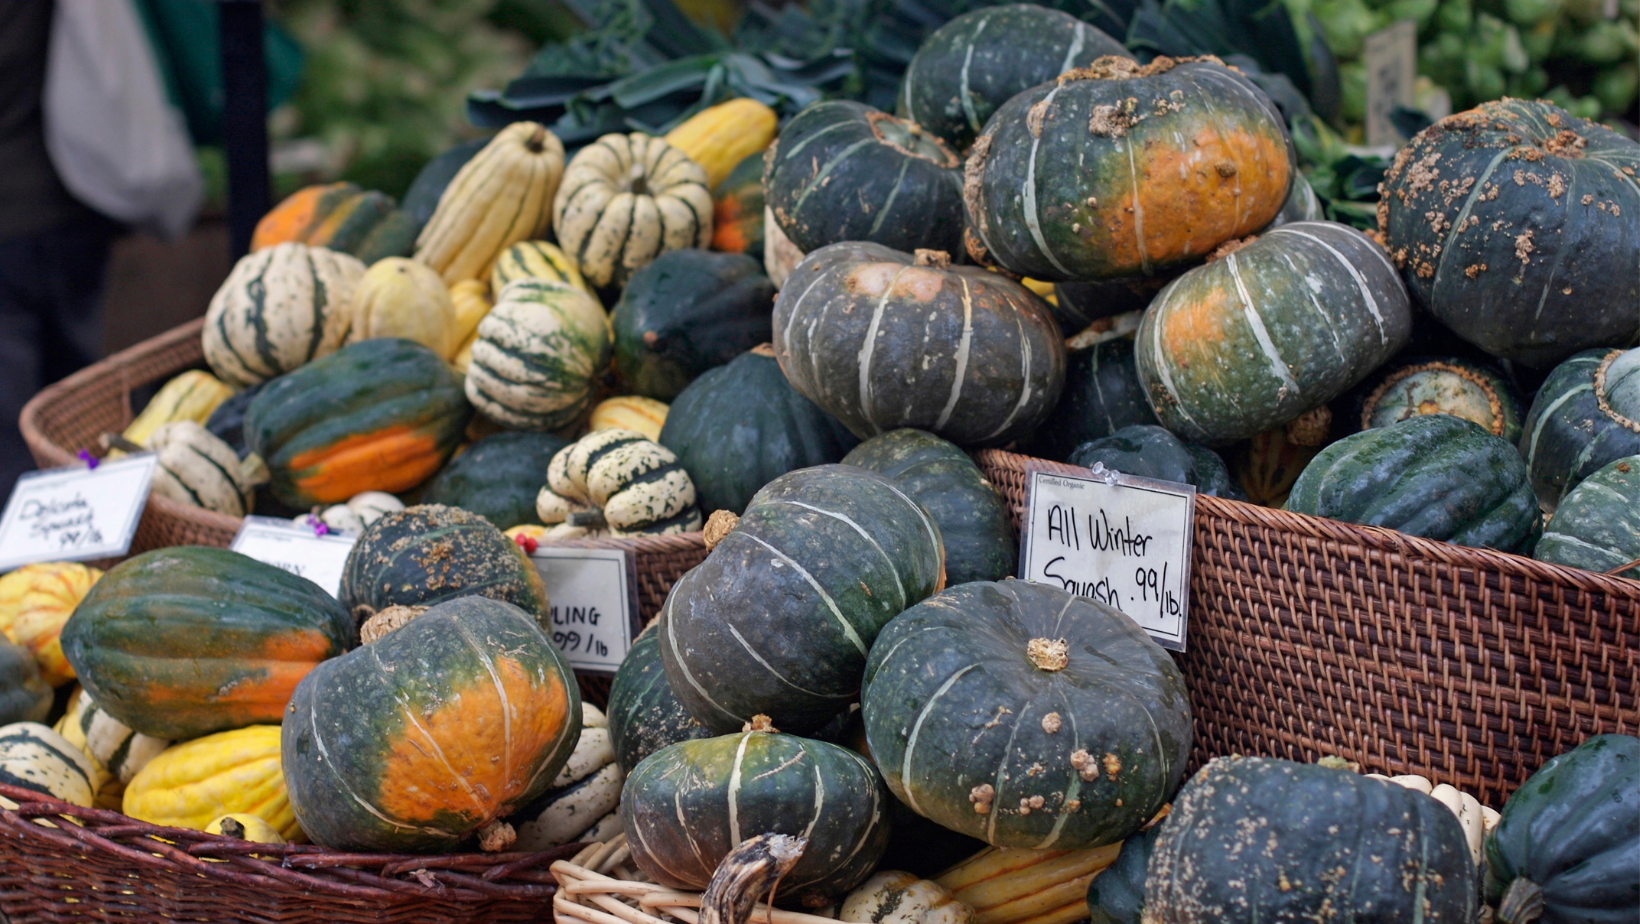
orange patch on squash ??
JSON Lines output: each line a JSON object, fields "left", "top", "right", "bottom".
{"left": 712, "top": 202, "right": 751, "bottom": 252}
{"left": 251, "top": 183, "right": 346, "bottom": 251}
{"left": 289, "top": 426, "right": 445, "bottom": 503}
{"left": 375, "top": 657, "right": 572, "bottom": 826}
{"left": 1161, "top": 286, "right": 1234, "bottom": 358}
{"left": 843, "top": 263, "right": 944, "bottom": 302}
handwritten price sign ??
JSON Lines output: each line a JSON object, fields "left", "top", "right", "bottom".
{"left": 528, "top": 546, "right": 640, "bottom": 675}
{"left": 1019, "top": 469, "right": 1195, "bottom": 651}
{"left": 230, "top": 517, "right": 358, "bottom": 597}
{"left": 0, "top": 455, "right": 158, "bottom": 571}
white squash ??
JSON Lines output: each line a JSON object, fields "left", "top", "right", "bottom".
{"left": 202, "top": 242, "right": 366, "bottom": 387}
{"left": 149, "top": 421, "right": 254, "bottom": 516}
{"left": 536, "top": 429, "right": 701, "bottom": 536}
{"left": 0, "top": 722, "right": 97, "bottom": 806}
{"left": 512, "top": 703, "right": 625, "bottom": 850}
{"left": 842, "top": 871, "right": 973, "bottom": 924}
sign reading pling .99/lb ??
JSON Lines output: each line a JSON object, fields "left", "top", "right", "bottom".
{"left": 527, "top": 546, "right": 641, "bottom": 675}
{"left": 1019, "top": 468, "right": 1195, "bottom": 651}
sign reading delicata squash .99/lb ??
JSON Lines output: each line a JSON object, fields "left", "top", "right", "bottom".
{"left": 1019, "top": 467, "right": 1194, "bottom": 651}
{"left": 0, "top": 454, "right": 158, "bottom": 571}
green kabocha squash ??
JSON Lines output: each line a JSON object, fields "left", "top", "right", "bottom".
{"left": 1377, "top": 100, "right": 1639, "bottom": 367}
{"left": 765, "top": 101, "right": 964, "bottom": 255}
{"left": 774, "top": 243, "right": 1065, "bottom": 446}
{"left": 283, "top": 596, "right": 581, "bottom": 853}
{"left": 1022, "top": 338, "right": 1158, "bottom": 462}
{"left": 1286, "top": 413, "right": 1541, "bottom": 553}
{"left": 61, "top": 547, "right": 353, "bottom": 739}
{"left": 1135, "top": 222, "right": 1412, "bottom": 445}
{"left": 1484, "top": 734, "right": 1638, "bottom": 924}
{"left": 1359, "top": 357, "right": 1523, "bottom": 443}
{"left": 1144, "top": 756, "right": 1476, "bottom": 924}
{"left": 338, "top": 504, "right": 548, "bottom": 624}
{"left": 964, "top": 56, "right": 1292, "bottom": 281}
{"left": 606, "top": 629, "right": 712, "bottom": 773}
{"left": 861, "top": 580, "right": 1191, "bottom": 849}
{"left": 1535, "top": 456, "right": 1640, "bottom": 579}
{"left": 420, "top": 431, "right": 570, "bottom": 530}
{"left": 0, "top": 641, "right": 50, "bottom": 726}
{"left": 711, "top": 153, "right": 765, "bottom": 256}
{"left": 202, "top": 242, "right": 366, "bottom": 387}
{"left": 0, "top": 722, "right": 97, "bottom": 805}
{"left": 620, "top": 716, "right": 890, "bottom": 904}
{"left": 1068, "top": 425, "right": 1243, "bottom": 499}
{"left": 659, "top": 346, "right": 859, "bottom": 515}
{"left": 1085, "top": 825, "right": 1160, "bottom": 924}
{"left": 245, "top": 337, "right": 471, "bottom": 507}
{"left": 661, "top": 465, "right": 945, "bottom": 734}
{"left": 1521, "top": 347, "right": 1640, "bottom": 511}
{"left": 1265, "top": 172, "right": 1325, "bottom": 228}
{"left": 536, "top": 429, "right": 703, "bottom": 536}
{"left": 842, "top": 429, "right": 1015, "bottom": 584}
{"left": 611, "top": 249, "right": 776, "bottom": 401}
{"left": 464, "top": 278, "right": 613, "bottom": 431}
{"left": 896, "top": 4, "right": 1128, "bottom": 151}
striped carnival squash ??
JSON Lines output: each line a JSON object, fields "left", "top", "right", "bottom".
{"left": 0, "top": 722, "right": 97, "bottom": 806}
{"left": 589, "top": 395, "right": 668, "bottom": 441}
{"left": 148, "top": 421, "right": 255, "bottom": 516}
{"left": 421, "top": 431, "right": 571, "bottom": 530}
{"left": 1358, "top": 357, "right": 1523, "bottom": 442}
{"left": 1021, "top": 338, "right": 1158, "bottom": 463}
{"left": 939, "top": 844, "right": 1122, "bottom": 924}
{"left": 711, "top": 153, "right": 765, "bottom": 255}
{"left": 415, "top": 121, "right": 565, "bottom": 285}
{"left": 1135, "top": 223, "right": 1412, "bottom": 444}
{"left": 1535, "top": 455, "right": 1640, "bottom": 579}
{"left": 488, "top": 240, "right": 595, "bottom": 300}
{"left": 508, "top": 703, "right": 625, "bottom": 850}
{"left": 1521, "top": 347, "right": 1640, "bottom": 510}
{"left": 202, "top": 242, "right": 367, "bottom": 387}
{"left": 464, "top": 279, "right": 612, "bottom": 432}
{"left": 861, "top": 580, "right": 1192, "bottom": 849}
{"left": 842, "top": 872, "right": 972, "bottom": 924}
{"left": 897, "top": 5, "right": 1128, "bottom": 151}
{"left": 61, "top": 548, "right": 353, "bottom": 740}
{"left": 612, "top": 249, "right": 776, "bottom": 401}
{"left": 0, "top": 562, "right": 101, "bottom": 687}
{"left": 553, "top": 133, "right": 713, "bottom": 289}
{"left": 339, "top": 504, "right": 548, "bottom": 623}
{"left": 1377, "top": 100, "right": 1639, "bottom": 367}
{"left": 347, "top": 257, "right": 460, "bottom": 359}
{"left": 121, "top": 371, "right": 236, "bottom": 449}
{"left": 843, "top": 429, "right": 1016, "bottom": 585}
{"left": 0, "top": 643, "right": 49, "bottom": 726}
{"left": 606, "top": 628, "right": 712, "bottom": 773}
{"left": 964, "top": 56, "right": 1292, "bottom": 281}
{"left": 55, "top": 688, "right": 167, "bottom": 795}
{"left": 1068, "top": 425, "right": 1243, "bottom": 499}
{"left": 283, "top": 596, "right": 581, "bottom": 852}
{"left": 765, "top": 101, "right": 964, "bottom": 256}
{"left": 661, "top": 465, "right": 944, "bottom": 734}
{"left": 536, "top": 429, "right": 702, "bottom": 536}
{"left": 123, "top": 726, "right": 301, "bottom": 841}
{"left": 246, "top": 338, "right": 471, "bottom": 507}
{"left": 1286, "top": 414, "right": 1541, "bottom": 553}
{"left": 773, "top": 244, "right": 1065, "bottom": 446}
{"left": 251, "top": 182, "right": 419, "bottom": 265}
{"left": 659, "top": 346, "right": 860, "bottom": 515}
{"left": 620, "top": 716, "right": 890, "bottom": 904}
{"left": 663, "top": 97, "right": 779, "bottom": 191}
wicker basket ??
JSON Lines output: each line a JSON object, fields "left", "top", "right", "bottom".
{"left": 975, "top": 449, "right": 1640, "bottom": 808}
{"left": 18, "top": 319, "right": 710, "bottom": 622}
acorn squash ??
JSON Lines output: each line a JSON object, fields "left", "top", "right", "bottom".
{"left": 123, "top": 726, "right": 301, "bottom": 842}
{"left": 421, "top": 430, "right": 571, "bottom": 530}
{"left": 0, "top": 561, "right": 101, "bottom": 687}
{"left": 711, "top": 153, "right": 765, "bottom": 255}
{"left": 251, "top": 182, "right": 419, "bottom": 266}
{"left": 1521, "top": 347, "right": 1640, "bottom": 511}
{"left": 1535, "top": 455, "right": 1640, "bottom": 579}
{"left": 415, "top": 121, "right": 564, "bottom": 285}
{"left": 202, "top": 242, "right": 366, "bottom": 387}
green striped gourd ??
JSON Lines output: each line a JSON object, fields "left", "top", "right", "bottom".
{"left": 861, "top": 580, "right": 1193, "bottom": 850}
{"left": 202, "top": 242, "right": 366, "bottom": 387}
{"left": 1135, "top": 222, "right": 1412, "bottom": 445}
{"left": 1520, "top": 347, "right": 1640, "bottom": 511}
{"left": 488, "top": 240, "right": 595, "bottom": 300}
{"left": 1023, "top": 338, "right": 1158, "bottom": 462}
{"left": 619, "top": 717, "right": 890, "bottom": 904}
{"left": 1535, "top": 455, "right": 1640, "bottom": 579}
{"left": 147, "top": 421, "right": 254, "bottom": 516}
{"left": 536, "top": 429, "right": 702, "bottom": 536}
{"left": 1358, "top": 357, "right": 1523, "bottom": 443}
{"left": 0, "top": 722, "right": 98, "bottom": 806}
{"left": 464, "top": 278, "right": 612, "bottom": 432}
{"left": 606, "top": 629, "right": 712, "bottom": 773}
{"left": 660, "top": 465, "right": 945, "bottom": 734}
{"left": 510, "top": 704, "right": 625, "bottom": 850}
{"left": 897, "top": 4, "right": 1127, "bottom": 151}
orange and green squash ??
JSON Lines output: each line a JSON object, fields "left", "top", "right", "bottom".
{"left": 663, "top": 97, "right": 779, "bottom": 191}
{"left": 710, "top": 153, "right": 765, "bottom": 255}
{"left": 251, "top": 182, "right": 420, "bottom": 266}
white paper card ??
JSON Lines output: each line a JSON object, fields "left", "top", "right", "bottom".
{"left": 1019, "top": 470, "right": 1194, "bottom": 651}
{"left": 0, "top": 455, "right": 158, "bottom": 570}
{"left": 529, "top": 547, "right": 639, "bottom": 674}
{"left": 230, "top": 516, "right": 358, "bottom": 597}
{"left": 1365, "top": 20, "right": 1418, "bottom": 147}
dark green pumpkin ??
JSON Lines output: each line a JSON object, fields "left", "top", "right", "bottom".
{"left": 842, "top": 428, "right": 1015, "bottom": 584}
{"left": 246, "top": 338, "right": 472, "bottom": 508}
{"left": 1144, "top": 756, "right": 1476, "bottom": 924}
{"left": 1521, "top": 347, "right": 1640, "bottom": 511}
{"left": 61, "top": 547, "right": 353, "bottom": 739}
{"left": 1286, "top": 413, "right": 1541, "bottom": 553}
{"left": 1485, "top": 734, "right": 1639, "bottom": 924}
{"left": 660, "top": 465, "right": 944, "bottom": 734}
{"left": 1265, "top": 171, "right": 1325, "bottom": 228}
{"left": 1535, "top": 455, "right": 1640, "bottom": 579}
{"left": 0, "top": 641, "right": 51, "bottom": 726}
{"left": 773, "top": 242, "right": 1066, "bottom": 447}
{"left": 400, "top": 138, "right": 487, "bottom": 228}
{"left": 421, "top": 431, "right": 570, "bottom": 530}
{"left": 710, "top": 153, "right": 765, "bottom": 256}
{"left": 658, "top": 346, "right": 858, "bottom": 515}
{"left": 896, "top": 4, "right": 1127, "bottom": 152}
{"left": 860, "top": 579, "right": 1193, "bottom": 849}
{"left": 605, "top": 628, "right": 712, "bottom": 773}
{"left": 1358, "top": 357, "right": 1523, "bottom": 443}
{"left": 1085, "top": 825, "right": 1161, "bottom": 924}
{"left": 203, "top": 379, "right": 269, "bottom": 458}
{"left": 1067, "top": 424, "right": 1244, "bottom": 500}
{"left": 338, "top": 504, "right": 548, "bottom": 625}
{"left": 611, "top": 250, "right": 777, "bottom": 401}
{"left": 1377, "top": 99, "right": 1639, "bottom": 367}
{"left": 1052, "top": 277, "right": 1169, "bottom": 334}
{"left": 619, "top": 722, "right": 890, "bottom": 905}
{"left": 765, "top": 100, "right": 964, "bottom": 255}
{"left": 1021, "top": 338, "right": 1159, "bottom": 462}
{"left": 283, "top": 595, "right": 581, "bottom": 853}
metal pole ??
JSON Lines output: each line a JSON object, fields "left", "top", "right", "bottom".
{"left": 219, "top": 0, "right": 269, "bottom": 260}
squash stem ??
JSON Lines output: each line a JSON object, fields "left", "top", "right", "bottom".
{"left": 1496, "top": 877, "right": 1545, "bottom": 924}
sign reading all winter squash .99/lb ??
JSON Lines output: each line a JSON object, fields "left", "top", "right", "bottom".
{"left": 1019, "top": 468, "right": 1194, "bottom": 651}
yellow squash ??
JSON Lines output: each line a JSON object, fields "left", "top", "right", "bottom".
{"left": 935, "top": 844, "right": 1121, "bottom": 924}
{"left": 206, "top": 813, "right": 287, "bottom": 844}
{"left": 349, "top": 257, "right": 460, "bottom": 358}
{"left": 123, "top": 725, "right": 302, "bottom": 842}
{"left": 121, "top": 371, "right": 236, "bottom": 449}
{"left": 0, "top": 562, "right": 101, "bottom": 686}
{"left": 415, "top": 121, "right": 565, "bottom": 285}
{"left": 589, "top": 395, "right": 669, "bottom": 441}
{"left": 665, "top": 98, "right": 778, "bottom": 190}
{"left": 488, "top": 240, "right": 594, "bottom": 300}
